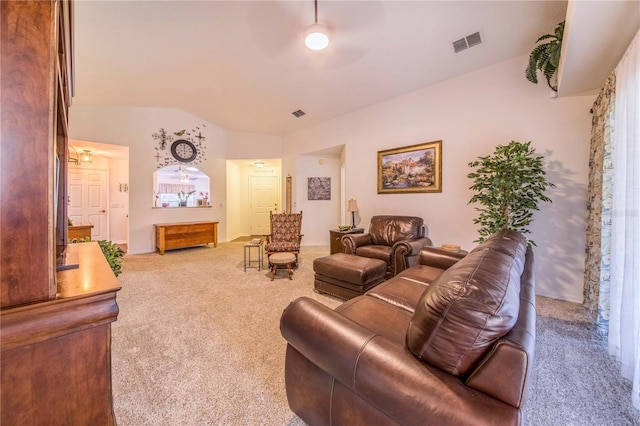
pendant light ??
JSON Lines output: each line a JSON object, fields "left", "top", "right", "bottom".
{"left": 304, "top": 0, "right": 329, "bottom": 50}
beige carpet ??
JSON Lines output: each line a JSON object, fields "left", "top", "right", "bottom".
{"left": 112, "top": 241, "right": 340, "bottom": 425}
{"left": 113, "top": 241, "right": 639, "bottom": 425}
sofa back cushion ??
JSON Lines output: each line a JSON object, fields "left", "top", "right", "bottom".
{"left": 406, "top": 231, "right": 526, "bottom": 376}
{"left": 369, "top": 216, "right": 424, "bottom": 247}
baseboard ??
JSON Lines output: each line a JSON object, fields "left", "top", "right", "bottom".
{"left": 535, "top": 289, "right": 583, "bottom": 304}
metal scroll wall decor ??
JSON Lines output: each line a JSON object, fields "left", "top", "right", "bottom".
{"left": 152, "top": 124, "right": 208, "bottom": 167}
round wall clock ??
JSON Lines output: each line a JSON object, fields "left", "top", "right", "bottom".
{"left": 170, "top": 139, "right": 197, "bottom": 162}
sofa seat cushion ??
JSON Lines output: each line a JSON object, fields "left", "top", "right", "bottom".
{"left": 395, "top": 264, "right": 445, "bottom": 285}
{"left": 366, "top": 277, "right": 430, "bottom": 314}
{"left": 356, "top": 245, "right": 392, "bottom": 263}
{"left": 406, "top": 242, "right": 525, "bottom": 377}
{"left": 336, "top": 295, "right": 412, "bottom": 345}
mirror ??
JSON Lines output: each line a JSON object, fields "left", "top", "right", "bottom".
{"left": 153, "top": 165, "right": 210, "bottom": 208}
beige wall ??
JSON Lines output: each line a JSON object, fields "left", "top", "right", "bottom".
{"left": 70, "top": 106, "right": 228, "bottom": 254}
{"left": 283, "top": 54, "right": 596, "bottom": 303}
{"left": 295, "top": 155, "right": 342, "bottom": 245}
{"left": 70, "top": 54, "right": 595, "bottom": 303}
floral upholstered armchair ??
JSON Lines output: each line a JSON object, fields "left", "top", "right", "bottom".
{"left": 265, "top": 211, "right": 303, "bottom": 267}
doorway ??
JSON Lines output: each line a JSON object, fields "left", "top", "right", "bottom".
{"left": 67, "top": 140, "right": 129, "bottom": 245}
{"left": 68, "top": 168, "right": 108, "bottom": 240}
{"left": 226, "top": 159, "right": 282, "bottom": 240}
{"left": 250, "top": 175, "right": 280, "bottom": 235}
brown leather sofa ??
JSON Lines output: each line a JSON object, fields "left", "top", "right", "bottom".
{"left": 280, "top": 230, "right": 535, "bottom": 425}
{"left": 342, "top": 215, "right": 433, "bottom": 278}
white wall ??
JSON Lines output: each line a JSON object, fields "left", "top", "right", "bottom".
{"left": 226, "top": 130, "right": 283, "bottom": 159}
{"left": 69, "top": 106, "right": 228, "bottom": 254}
{"left": 295, "top": 155, "right": 342, "bottom": 245}
{"left": 69, "top": 55, "right": 596, "bottom": 302}
{"left": 283, "top": 54, "right": 596, "bottom": 303}
{"left": 226, "top": 161, "right": 243, "bottom": 240}
{"left": 109, "top": 157, "right": 129, "bottom": 243}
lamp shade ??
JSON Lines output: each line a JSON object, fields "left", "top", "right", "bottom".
{"left": 347, "top": 199, "right": 358, "bottom": 212}
{"left": 304, "top": 24, "right": 330, "bottom": 50}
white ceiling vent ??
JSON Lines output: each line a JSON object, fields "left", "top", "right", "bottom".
{"left": 452, "top": 31, "right": 482, "bottom": 53}
{"left": 292, "top": 109, "right": 306, "bottom": 118}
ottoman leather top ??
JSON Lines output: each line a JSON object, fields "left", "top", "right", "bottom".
{"left": 313, "top": 253, "right": 386, "bottom": 285}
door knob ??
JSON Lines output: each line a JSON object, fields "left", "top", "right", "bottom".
{"left": 99, "top": 209, "right": 106, "bottom": 213}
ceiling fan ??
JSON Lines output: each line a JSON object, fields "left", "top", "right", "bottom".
{"left": 245, "top": 0, "right": 385, "bottom": 70}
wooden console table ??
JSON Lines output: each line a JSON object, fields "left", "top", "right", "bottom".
{"left": 154, "top": 221, "right": 218, "bottom": 255}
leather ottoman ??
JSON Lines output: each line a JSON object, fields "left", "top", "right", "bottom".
{"left": 313, "top": 253, "right": 387, "bottom": 300}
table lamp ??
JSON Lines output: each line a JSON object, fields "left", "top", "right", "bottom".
{"left": 347, "top": 199, "right": 359, "bottom": 228}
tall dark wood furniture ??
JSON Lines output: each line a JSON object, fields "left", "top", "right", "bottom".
{"left": 1, "top": 2, "right": 121, "bottom": 425}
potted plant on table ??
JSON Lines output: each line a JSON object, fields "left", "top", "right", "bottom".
{"left": 467, "top": 140, "right": 555, "bottom": 246}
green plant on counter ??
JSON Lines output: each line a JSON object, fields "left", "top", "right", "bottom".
{"left": 467, "top": 140, "right": 555, "bottom": 246}
{"left": 68, "top": 238, "right": 125, "bottom": 277}
{"left": 98, "top": 240, "right": 125, "bottom": 277}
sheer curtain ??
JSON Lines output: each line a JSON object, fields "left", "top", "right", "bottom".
{"left": 609, "top": 28, "right": 640, "bottom": 410}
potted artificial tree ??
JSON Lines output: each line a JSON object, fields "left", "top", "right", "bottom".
{"left": 525, "top": 21, "right": 564, "bottom": 92}
{"left": 467, "top": 140, "right": 555, "bottom": 246}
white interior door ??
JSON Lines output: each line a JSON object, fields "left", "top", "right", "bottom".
{"left": 68, "top": 169, "right": 108, "bottom": 240}
{"left": 250, "top": 176, "right": 279, "bottom": 235}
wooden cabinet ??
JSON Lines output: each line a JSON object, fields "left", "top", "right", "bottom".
{"left": 155, "top": 221, "right": 219, "bottom": 254}
{"left": 68, "top": 224, "right": 94, "bottom": 241}
{"left": 1, "top": 2, "right": 121, "bottom": 424}
{"left": 2, "top": 243, "right": 120, "bottom": 425}
{"left": 330, "top": 228, "right": 364, "bottom": 254}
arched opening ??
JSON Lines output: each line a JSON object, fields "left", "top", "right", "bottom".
{"left": 153, "top": 165, "right": 211, "bottom": 208}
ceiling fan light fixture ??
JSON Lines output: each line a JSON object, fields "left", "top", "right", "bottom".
{"left": 304, "top": 24, "right": 330, "bottom": 50}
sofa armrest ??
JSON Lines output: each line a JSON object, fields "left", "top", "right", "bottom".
{"left": 280, "top": 297, "right": 519, "bottom": 425}
{"left": 393, "top": 237, "right": 433, "bottom": 257}
{"left": 392, "top": 237, "right": 433, "bottom": 274}
{"left": 341, "top": 233, "right": 372, "bottom": 254}
{"left": 418, "top": 246, "right": 467, "bottom": 269}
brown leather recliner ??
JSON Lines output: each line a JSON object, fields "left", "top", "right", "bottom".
{"left": 341, "top": 215, "right": 432, "bottom": 278}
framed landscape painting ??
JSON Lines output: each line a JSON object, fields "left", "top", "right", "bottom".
{"left": 377, "top": 140, "right": 442, "bottom": 194}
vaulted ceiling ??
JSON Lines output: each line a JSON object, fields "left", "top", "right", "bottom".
{"left": 72, "top": 1, "right": 638, "bottom": 137}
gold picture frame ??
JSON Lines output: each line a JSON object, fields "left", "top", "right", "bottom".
{"left": 377, "top": 140, "right": 442, "bottom": 194}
